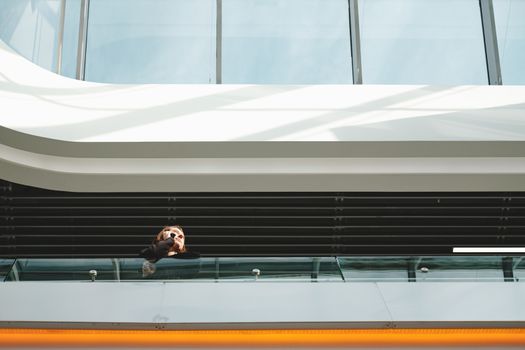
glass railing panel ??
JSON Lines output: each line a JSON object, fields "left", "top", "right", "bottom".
{"left": 510, "top": 257, "right": 525, "bottom": 282}
{"left": 2, "top": 257, "right": 344, "bottom": 282}
{"left": 338, "top": 257, "right": 410, "bottom": 282}
{"left": 212, "top": 257, "right": 342, "bottom": 282}
{"left": 339, "top": 256, "right": 516, "bottom": 282}
{"left": 5, "top": 258, "right": 117, "bottom": 282}
{"left": 119, "top": 257, "right": 205, "bottom": 281}
{"left": 122, "top": 257, "right": 342, "bottom": 282}
{"left": 413, "top": 256, "right": 506, "bottom": 282}
{"left": 3, "top": 256, "right": 525, "bottom": 282}
{"left": 0, "top": 259, "right": 15, "bottom": 281}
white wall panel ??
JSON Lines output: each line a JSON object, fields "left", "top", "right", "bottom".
{"left": 0, "top": 282, "right": 524, "bottom": 327}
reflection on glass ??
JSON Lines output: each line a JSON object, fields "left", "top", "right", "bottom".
{"left": 493, "top": 0, "right": 525, "bottom": 85}
{"left": 211, "top": 257, "right": 341, "bottom": 281}
{"left": 5, "top": 257, "right": 342, "bottom": 282}
{"left": 60, "top": 0, "right": 81, "bottom": 78}
{"left": 7, "top": 258, "right": 117, "bottom": 281}
{"left": 85, "top": 0, "right": 216, "bottom": 83}
{"left": 413, "top": 256, "right": 504, "bottom": 282}
{"left": 339, "top": 256, "right": 512, "bottom": 282}
{"left": 511, "top": 257, "right": 525, "bottom": 282}
{"left": 222, "top": 0, "right": 352, "bottom": 83}
{"left": 0, "top": 259, "right": 15, "bottom": 282}
{"left": 359, "top": 0, "right": 487, "bottom": 84}
{"left": 4, "top": 256, "right": 522, "bottom": 283}
{"left": 0, "top": 0, "right": 60, "bottom": 72}
{"left": 338, "top": 257, "right": 408, "bottom": 282}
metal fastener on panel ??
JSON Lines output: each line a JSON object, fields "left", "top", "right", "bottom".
{"left": 252, "top": 268, "right": 260, "bottom": 281}
{"left": 420, "top": 267, "right": 429, "bottom": 273}
{"left": 89, "top": 269, "right": 97, "bottom": 282}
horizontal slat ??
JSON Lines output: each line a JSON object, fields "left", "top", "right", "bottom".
{"left": 7, "top": 207, "right": 525, "bottom": 216}
{"left": 2, "top": 180, "right": 525, "bottom": 258}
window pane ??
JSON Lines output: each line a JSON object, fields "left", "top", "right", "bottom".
{"left": 222, "top": 0, "right": 352, "bottom": 84}
{"left": 85, "top": 0, "right": 216, "bottom": 83}
{"left": 61, "top": 0, "right": 81, "bottom": 79}
{"left": 493, "top": 0, "right": 525, "bottom": 85}
{"left": 359, "top": 0, "right": 487, "bottom": 84}
{"left": 0, "top": 0, "right": 60, "bottom": 72}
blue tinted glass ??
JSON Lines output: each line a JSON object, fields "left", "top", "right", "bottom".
{"left": 359, "top": 0, "right": 487, "bottom": 84}
{"left": 222, "top": 0, "right": 352, "bottom": 84}
{"left": 61, "top": 0, "right": 80, "bottom": 78}
{"left": 0, "top": 0, "right": 60, "bottom": 72}
{"left": 493, "top": 0, "right": 525, "bottom": 85}
{"left": 85, "top": 0, "right": 216, "bottom": 83}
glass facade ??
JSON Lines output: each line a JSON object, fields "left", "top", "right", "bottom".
{"left": 0, "top": 0, "right": 61, "bottom": 72}
{"left": 359, "top": 0, "right": 487, "bottom": 84}
{"left": 0, "top": 0, "right": 524, "bottom": 84}
{"left": 222, "top": 0, "right": 352, "bottom": 83}
{"left": 493, "top": 0, "right": 525, "bottom": 84}
{"left": 85, "top": 0, "right": 216, "bottom": 83}
{"left": 60, "top": 0, "right": 81, "bottom": 78}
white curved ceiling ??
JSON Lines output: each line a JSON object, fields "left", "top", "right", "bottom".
{"left": 1, "top": 39, "right": 525, "bottom": 192}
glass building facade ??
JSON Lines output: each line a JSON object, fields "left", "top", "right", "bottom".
{"left": 0, "top": 0, "right": 523, "bottom": 84}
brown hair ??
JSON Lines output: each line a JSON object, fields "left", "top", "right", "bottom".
{"left": 153, "top": 225, "right": 187, "bottom": 253}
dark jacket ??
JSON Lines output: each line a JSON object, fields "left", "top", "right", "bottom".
{"left": 139, "top": 238, "right": 201, "bottom": 279}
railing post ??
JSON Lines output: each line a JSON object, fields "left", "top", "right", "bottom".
{"left": 502, "top": 257, "right": 514, "bottom": 282}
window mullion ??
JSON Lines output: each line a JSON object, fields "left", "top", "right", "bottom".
{"left": 480, "top": 0, "right": 502, "bottom": 85}
{"left": 76, "top": 0, "right": 90, "bottom": 81}
{"left": 349, "top": 0, "right": 362, "bottom": 84}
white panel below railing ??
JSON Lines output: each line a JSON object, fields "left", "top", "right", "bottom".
{"left": 0, "top": 282, "right": 524, "bottom": 328}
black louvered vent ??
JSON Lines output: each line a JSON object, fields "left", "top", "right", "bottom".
{"left": 1, "top": 179, "right": 524, "bottom": 258}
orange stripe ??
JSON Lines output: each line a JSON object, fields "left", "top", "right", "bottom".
{"left": 1, "top": 328, "right": 525, "bottom": 347}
